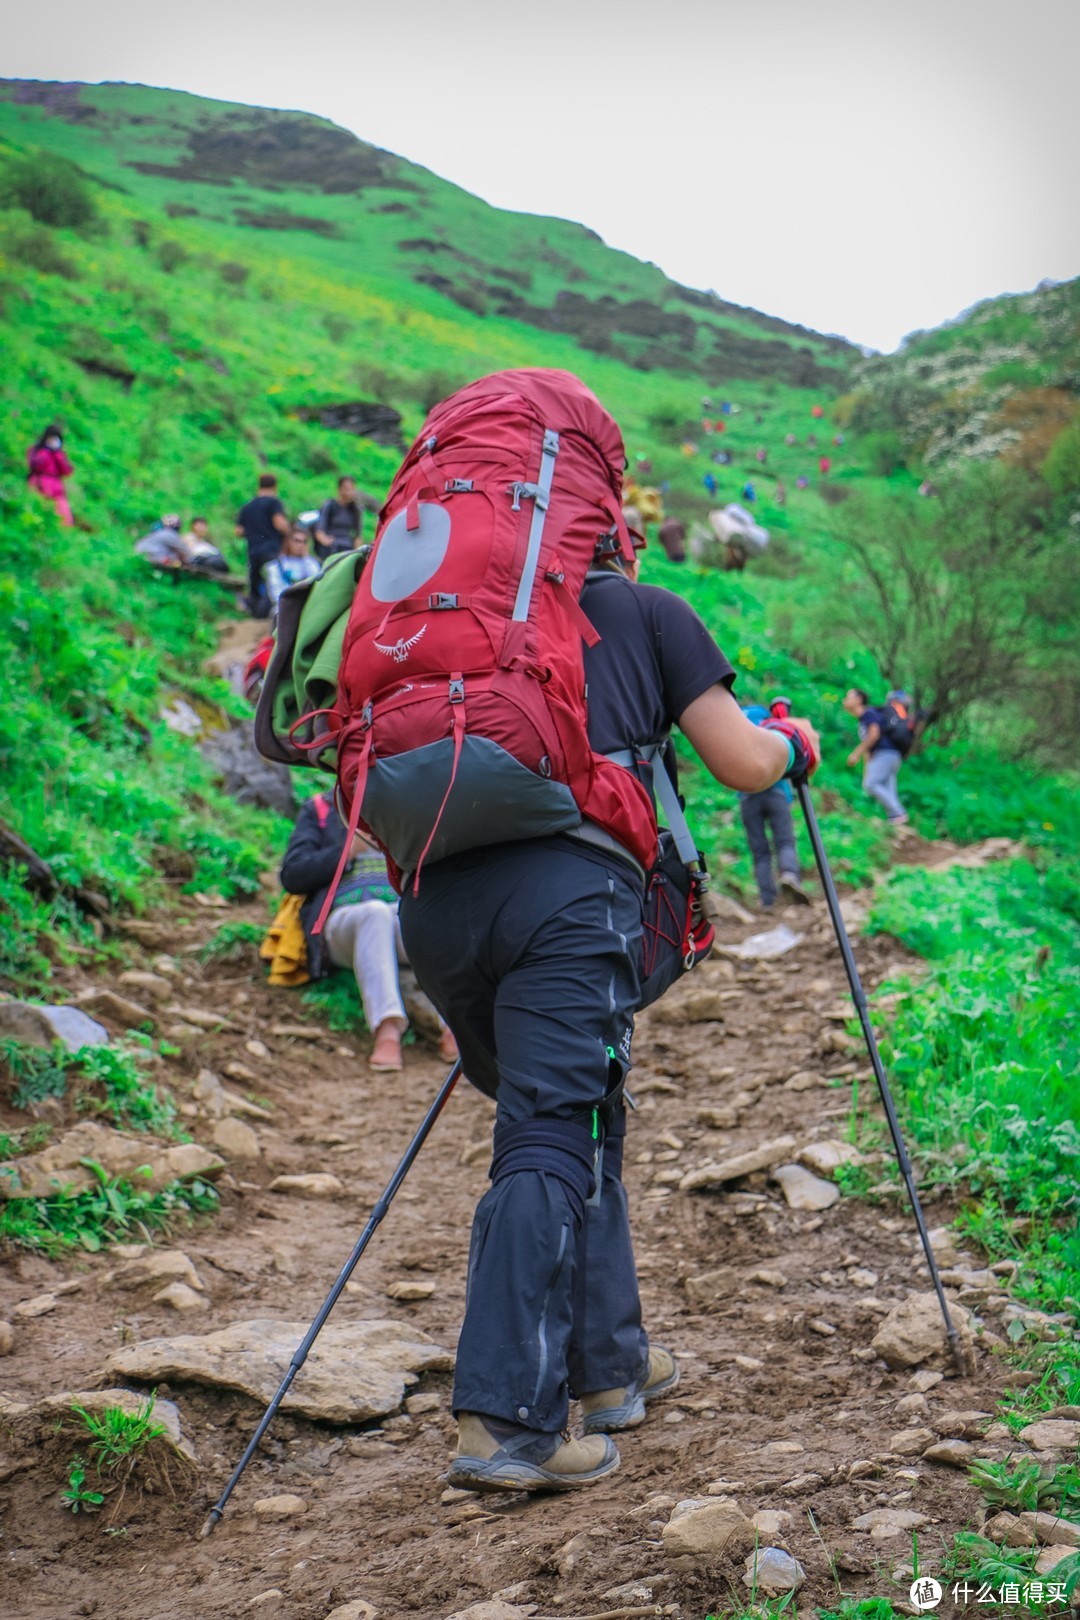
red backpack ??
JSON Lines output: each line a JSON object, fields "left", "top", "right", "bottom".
{"left": 312, "top": 368, "right": 658, "bottom": 925}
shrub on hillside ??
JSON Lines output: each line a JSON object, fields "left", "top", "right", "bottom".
{"left": 157, "top": 240, "right": 188, "bottom": 274}
{"left": 814, "top": 462, "right": 1078, "bottom": 743}
{"left": 0, "top": 150, "right": 98, "bottom": 230}
{"left": 218, "top": 260, "right": 249, "bottom": 287}
{"left": 1, "top": 210, "right": 78, "bottom": 279}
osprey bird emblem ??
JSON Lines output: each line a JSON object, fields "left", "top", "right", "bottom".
{"left": 374, "top": 624, "right": 427, "bottom": 664}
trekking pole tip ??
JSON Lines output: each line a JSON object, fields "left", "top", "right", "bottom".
{"left": 199, "top": 1507, "right": 222, "bottom": 1539}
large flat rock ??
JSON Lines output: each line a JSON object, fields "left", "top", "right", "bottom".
{"left": 104, "top": 1317, "right": 454, "bottom": 1423}
{"left": 0, "top": 1121, "right": 224, "bottom": 1198}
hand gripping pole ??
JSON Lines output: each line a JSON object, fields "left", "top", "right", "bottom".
{"left": 200, "top": 1061, "right": 462, "bottom": 1537}
{"left": 794, "top": 782, "right": 968, "bottom": 1375}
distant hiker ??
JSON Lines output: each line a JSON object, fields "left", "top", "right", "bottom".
{"left": 334, "top": 369, "right": 822, "bottom": 1494}
{"left": 702, "top": 418, "right": 715, "bottom": 434}
{"left": 714, "top": 449, "right": 731, "bottom": 466}
{"left": 264, "top": 523, "right": 321, "bottom": 609}
{"left": 180, "top": 517, "right": 229, "bottom": 574}
{"left": 843, "top": 687, "right": 908, "bottom": 825}
{"left": 796, "top": 475, "right": 810, "bottom": 489}
{"left": 721, "top": 400, "right": 732, "bottom": 414}
{"left": 741, "top": 481, "right": 756, "bottom": 503}
{"left": 703, "top": 472, "right": 718, "bottom": 496}
{"left": 27, "top": 425, "right": 74, "bottom": 527}
{"left": 833, "top": 433, "right": 845, "bottom": 447}
{"left": 775, "top": 480, "right": 787, "bottom": 505}
{"left": 658, "top": 516, "right": 686, "bottom": 562}
{"left": 785, "top": 433, "right": 797, "bottom": 447}
{"left": 280, "top": 794, "right": 457, "bottom": 1072}
{"left": 135, "top": 514, "right": 188, "bottom": 568}
{"left": 313, "top": 475, "right": 375, "bottom": 562}
{"left": 811, "top": 404, "right": 824, "bottom": 419}
{"left": 918, "top": 480, "right": 939, "bottom": 498}
{"left": 738, "top": 704, "right": 809, "bottom": 909}
{"left": 635, "top": 456, "right": 652, "bottom": 475}
{"left": 236, "top": 473, "right": 290, "bottom": 619}
{"left": 681, "top": 440, "right": 698, "bottom": 457}
{"left": 755, "top": 447, "right": 767, "bottom": 464}
{"left": 806, "top": 433, "right": 818, "bottom": 447}
{"left": 819, "top": 455, "right": 831, "bottom": 476}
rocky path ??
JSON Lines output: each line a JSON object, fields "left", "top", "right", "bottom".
{"left": 0, "top": 877, "right": 1067, "bottom": 1620}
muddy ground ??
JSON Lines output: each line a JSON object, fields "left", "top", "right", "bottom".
{"left": 0, "top": 866, "right": 1023, "bottom": 1620}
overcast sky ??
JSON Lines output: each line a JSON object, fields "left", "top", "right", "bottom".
{"left": 4, "top": 0, "right": 1078, "bottom": 351}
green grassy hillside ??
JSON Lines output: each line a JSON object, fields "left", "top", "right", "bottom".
{"left": 0, "top": 80, "right": 1077, "bottom": 1303}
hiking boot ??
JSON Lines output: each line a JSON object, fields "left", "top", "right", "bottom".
{"left": 448, "top": 1413, "right": 619, "bottom": 1493}
{"left": 579, "top": 1346, "right": 680, "bottom": 1434}
{"left": 779, "top": 871, "right": 811, "bottom": 906}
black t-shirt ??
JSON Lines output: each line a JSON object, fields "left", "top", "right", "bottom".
{"left": 581, "top": 569, "right": 735, "bottom": 757}
{"left": 238, "top": 495, "right": 285, "bottom": 553}
{"left": 859, "top": 706, "right": 900, "bottom": 756}
{"left": 319, "top": 498, "right": 361, "bottom": 546}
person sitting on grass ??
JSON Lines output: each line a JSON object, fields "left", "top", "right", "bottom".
{"left": 180, "top": 517, "right": 230, "bottom": 574}
{"left": 134, "top": 514, "right": 189, "bottom": 569}
{"left": 263, "top": 523, "right": 321, "bottom": 609}
{"left": 280, "top": 794, "right": 458, "bottom": 1073}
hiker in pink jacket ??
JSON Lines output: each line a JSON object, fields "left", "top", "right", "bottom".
{"left": 27, "top": 425, "right": 74, "bottom": 526}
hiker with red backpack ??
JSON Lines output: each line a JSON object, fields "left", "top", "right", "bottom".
{"left": 280, "top": 794, "right": 457, "bottom": 1072}
{"left": 843, "top": 687, "right": 912, "bottom": 825}
{"left": 312, "top": 368, "right": 820, "bottom": 1491}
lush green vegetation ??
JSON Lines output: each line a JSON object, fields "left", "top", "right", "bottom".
{"left": 864, "top": 861, "right": 1080, "bottom": 1310}
{"left": 0, "top": 79, "right": 1076, "bottom": 1331}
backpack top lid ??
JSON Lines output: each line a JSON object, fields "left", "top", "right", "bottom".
{"left": 414, "top": 367, "right": 627, "bottom": 494}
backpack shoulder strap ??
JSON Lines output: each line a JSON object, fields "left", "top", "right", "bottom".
{"left": 313, "top": 793, "right": 331, "bottom": 828}
{"left": 608, "top": 739, "right": 699, "bottom": 867}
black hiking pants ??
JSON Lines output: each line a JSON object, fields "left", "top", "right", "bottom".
{"left": 400, "top": 838, "right": 648, "bottom": 1434}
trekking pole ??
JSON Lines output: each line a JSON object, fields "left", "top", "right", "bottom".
{"left": 793, "top": 781, "right": 968, "bottom": 1375}
{"left": 200, "top": 1059, "right": 462, "bottom": 1538}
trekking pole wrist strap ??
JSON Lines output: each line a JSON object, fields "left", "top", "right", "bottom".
{"left": 761, "top": 717, "right": 815, "bottom": 782}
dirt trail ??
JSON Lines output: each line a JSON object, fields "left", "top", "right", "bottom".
{"left": 0, "top": 864, "right": 1021, "bottom": 1620}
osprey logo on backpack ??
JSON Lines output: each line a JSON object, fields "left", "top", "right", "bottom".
{"left": 375, "top": 625, "right": 427, "bottom": 663}
{"left": 310, "top": 367, "right": 661, "bottom": 927}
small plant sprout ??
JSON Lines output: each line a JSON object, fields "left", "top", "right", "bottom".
{"left": 62, "top": 1458, "right": 105, "bottom": 1514}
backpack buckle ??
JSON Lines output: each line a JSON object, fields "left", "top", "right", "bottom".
{"left": 360, "top": 702, "right": 373, "bottom": 730}
{"left": 448, "top": 677, "right": 465, "bottom": 704}
{"left": 428, "top": 592, "right": 459, "bottom": 609}
{"left": 509, "top": 481, "right": 547, "bottom": 513}
{"left": 444, "top": 478, "right": 473, "bottom": 493}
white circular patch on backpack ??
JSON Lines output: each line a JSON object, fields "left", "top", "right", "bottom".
{"left": 370, "top": 503, "right": 451, "bottom": 603}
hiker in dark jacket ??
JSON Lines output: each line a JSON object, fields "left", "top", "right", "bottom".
{"left": 236, "top": 474, "right": 290, "bottom": 618}
{"left": 313, "top": 476, "right": 378, "bottom": 562}
{"left": 281, "top": 795, "right": 456, "bottom": 1071}
{"left": 737, "top": 703, "right": 810, "bottom": 909}
{"left": 399, "top": 535, "right": 821, "bottom": 1493}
